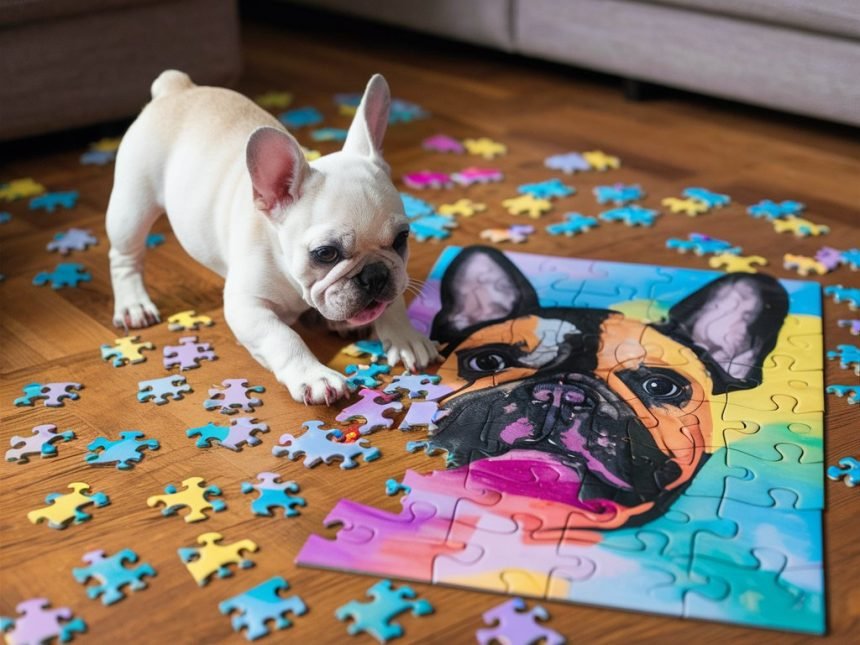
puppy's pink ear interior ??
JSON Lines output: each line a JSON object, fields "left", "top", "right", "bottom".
{"left": 342, "top": 74, "right": 390, "bottom": 161}
{"left": 246, "top": 126, "right": 307, "bottom": 216}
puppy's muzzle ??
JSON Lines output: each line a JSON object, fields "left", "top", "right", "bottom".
{"left": 354, "top": 262, "right": 389, "bottom": 300}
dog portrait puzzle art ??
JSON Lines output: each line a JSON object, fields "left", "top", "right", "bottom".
{"left": 298, "top": 246, "right": 824, "bottom": 634}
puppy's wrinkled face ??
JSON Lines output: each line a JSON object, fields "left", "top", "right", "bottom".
{"left": 282, "top": 155, "right": 409, "bottom": 325}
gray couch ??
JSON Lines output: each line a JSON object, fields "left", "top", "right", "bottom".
{"left": 288, "top": 0, "right": 860, "bottom": 127}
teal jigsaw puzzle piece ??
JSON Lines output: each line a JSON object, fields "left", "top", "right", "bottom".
{"left": 219, "top": 576, "right": 307, "bottom": 641}
{"left": 72, "top": 549, "right": 155, "bottom": 605}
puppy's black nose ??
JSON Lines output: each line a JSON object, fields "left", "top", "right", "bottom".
{"left": 355, "top": 262, "right": 389, "bottom": 298}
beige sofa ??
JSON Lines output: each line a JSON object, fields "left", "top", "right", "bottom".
{"left": 0, "top": 0, "right": 241, "bottom": 141}
{"left": 287, "top": 0, "right": 860, "bottom": 127}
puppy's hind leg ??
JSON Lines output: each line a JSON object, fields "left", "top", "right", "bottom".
{"left": 106, "top": 165, "right": 163, "bottom": 329}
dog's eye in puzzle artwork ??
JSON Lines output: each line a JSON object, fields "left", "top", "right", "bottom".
{"left": 299, "top": 245, "right": 825, "bottom": 634}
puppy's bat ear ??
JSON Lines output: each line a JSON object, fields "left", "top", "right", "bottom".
{"left": 653, "top": 273, "right": 789, "bottom": 393}
{"left": 342, "top": 74, "right": 390, "bottom": 171}
{"left": 431, "top": 245, "right": 540, "bottom": 343}
{"left": 246, "top": 126, "right": 309, "bottom": 218}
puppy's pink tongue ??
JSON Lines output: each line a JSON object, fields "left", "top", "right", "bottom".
{"left": 348, "top": 301, "right": 387, "bottom": 326}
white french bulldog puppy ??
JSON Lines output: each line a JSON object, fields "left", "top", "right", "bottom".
{"left": 106, "top": 70, "right": 438, "bottom": 404}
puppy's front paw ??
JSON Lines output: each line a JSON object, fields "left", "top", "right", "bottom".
{"left": 379, "top": 327, "right": 441, "bottom": 372}
{"left": 278, "top": 362, "right": 350, "bottom": 406}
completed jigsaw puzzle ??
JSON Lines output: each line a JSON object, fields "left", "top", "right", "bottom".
{"left": 298, "top": 245, "right": 825, "bottom": 634}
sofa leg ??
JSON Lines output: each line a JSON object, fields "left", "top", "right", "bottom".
{"left": 622, "top": 78, "right": 651, "bottom": 101}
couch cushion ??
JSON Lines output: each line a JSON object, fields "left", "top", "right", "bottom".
{"left": 0, "top": 0, "right": 168, "bottom": 27}
{"left": 643, "top": 0, "right": 860, "bottom": 40}
{"left": 284, "top": 0, "right": 515, "bottom": 50}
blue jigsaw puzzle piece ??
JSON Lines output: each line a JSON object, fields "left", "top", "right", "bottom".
{"left": 278, "top": 107, "right": 323, "bottom": 129}
{"left": 29, "top": 191, "right": 79, "bottom": 213}
{"left": 599, "top": 205, "right": 659, "bottom": 227}
{"left": 747, "top": 199, "right": 804, "bottom": 219}
{"left": 33, "top": 263, "right": 92, "bottom": 289}
{"left": 517, "top": 178, "right": 575, "bottom": 200}
{"left": 682, "top": 187, "right": 731, "bottom": 208}
{"left": 409, "top": 215, "right": 455, "bottom": 242}
{"left": 219, "top": 576, "right": 307, "bottom": 640}
{"left": 545, "top": 213, "right": 598, "bottom": 237}
{"left": 84, "top": 431, "right": 159, "bottom": 470}
{"left": 593, "top": 183, "right": 643, "bottom": 205}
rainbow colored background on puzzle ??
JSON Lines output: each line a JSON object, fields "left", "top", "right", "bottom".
{"left": 299, "top": 248, "right": 824, "bottom": 634}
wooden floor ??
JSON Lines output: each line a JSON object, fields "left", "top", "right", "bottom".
{"left": 2, "top": 7, "right": 859, "bottom": 644}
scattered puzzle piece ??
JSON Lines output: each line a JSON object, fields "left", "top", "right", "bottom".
{"left": 451, "top": 167, "right": 503, "bottom": 186}
{"left": 311, "top": 127, "right": 348, "bottom": 142}
{"left": 389, "top": 98, "right": 428, "bottom": 123}
{"left": 383, "top": 373, "right": 451, "bottom": 400}
{"left": 80, "top": 150, "right": 116, "bottom": 165}
{"left": 397, "top": 401, "right": 440, "bottom": 431}
{"left": 163, "top": 335, "right": 217, "bottom": 370}
{"left": 410, "top": 215, "right": 456, "bottom": 242}
{"left": 14, "top": 382, "right": 82, "bottom": 407}
{"left": 146, "top": 233, "right": 165, "bottom": 248}
{"left": 336, "top": 580, "right": 433, "bottom": 643}
{"left": 278, "top": 106, "right": 323, "bottom": 129}
{"left": 480, "top": 225, "right": 535, "bottom": 244}
{"left": 476, "top": 597, "right": 565, "bottom": 645}
{"left": 29, "top": 191, "right": 79, "bottom": 213}
{"left": 581, "top": 150, "right": 621, "bottom": 171}
{"left": 6, "top": 424, "right": 75, "bottom": 464}
{"left": 27, "top": 482, "right": 110, "bottom": 530}
{"left": 88, "top": 137, "right": 121, "bottom": 153}
{"left": 47, "top": 228, "right": 97, "bottom": 255}
{"left": 827, "top": 457, "right": 859, "bottom": 487}
{"left": 0, "top": 178, "right": 46, "bottom": 201}
{"left": 220, "top": 576, "right": 307, "bottom": 641}
{"left": 502, "top": 194, "right": 552, "bottom": 218}
{"left": 342, "top": 339, "right": 387, "bottom": 363}
{"left": 544, "top": 152, "right": 591, "bottom": 174}
{"left": 85, "top": 431, "right": 159, "bottom": 470}
{"left": 747, "top": 199, "right": 804, "bottom": 219}
{"left": 345, "top": 363, "right": 391, "bottom": 389}
{"left": 137, "top": 375, "right": 192, "bottom": 404}
{"left": 0, "top": 212, "right": 10, "bottom": 223}
{"left": 682, "top": 187, "right": 730, "bottom": 208}
{"left": 826, "top": 384, "right": 858, "bottom": 405}
{"left": 0, "top": 598, "right": 86, "bottom": 644}
{"left": 814, "top": 246, "right": 843, "bottom": 271}
{"left": 100, "top": 335, "right": 155, "bottom": 367}
{"left": 825, "top": 285, "right": 860, "bottom": 310}
{"left": 517, "top": 179, "right": 574, "bottom": 200}
{"left": 255, "top": 91, "right": 292, "bottom": 109}
{"left": 336, "top": 388, "right": 404, "bottom": 433}
{"left": 303, "top": 147, "right": 321, "bottom": 161}
{"left": 273, "top": 420, "right": 381, "bottom": 468}
{"left": 666, "top": 233, "right": 741, "bottom": 256}
{"left": 178, "top": 532, "right": 258, "bottom": 586}
{"left": 783, "top": 254, "right": 828, "bottom": 276}
{"left": 167, "top": 310, "right": 214, "bottom": 331}
{"left": 437, "top": 198, "right": 486, "bottom": 217}
{"left": 400, "top": 193, "right": 435, "bottom": 219}
{"left": 545, "top": 213, "right": 598, "bottom": 237}
{"left": 599, "top": 205, "right": 659, "bottom": 227}
{"left": 403, "top": 171, "right": 453, "bottom": 190}
{"left": 72, "top": 549, "right": 155, "bottom": 605}
{"left": 463, "top": 137, "right": 506, "bottom": 159}
{"left": 593, "top": 183, "right": 643, "bottom": 205}
{"left": 708, "top": 254, "right": 767, "bottom": 273}
{"left": 33, "top": 262, "right": 91, "bottom": 288}
{"left": 204, "top": 378, "right": 265, "bottom": 414}
{"left": 772, "top": 216, "right": 829, "bottom": 237}
{"left": 837, "top": 319, "right": 860, "bottom": 335}
{"left": 385, "top": 479, "right": 411, "bottom": 496}
{"left": 422, "top": 134, "right": 464, "bottom": 154}
{"left": 147, "top": 476, "right": 226, "bottom": 523}
{"left": 827, "top": 344, "right": 860, "bottom": 374}
{"left": 187, "top": 417, "right": 269, "bottom": 451}
{"left": 841, "top": 248, "right": 860, "bottom": 270}
{"left": 241, "top": 472, "right": 306, "bottom": 517}
{"left": 661, "top": 196, "right": 710, "bottom": 216}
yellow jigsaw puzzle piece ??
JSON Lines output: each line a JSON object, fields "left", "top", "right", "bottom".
{"left": 708, "top": 254, "right": 768, "bottom": 273}
{"left": 437, "top": 199, "right": 486, "bottom": 217}
{"left": 167, "top": 310, "right": 214, "bottom": 331}
{"left": 783, "top": 254, "right": 828, "bottom": 276}
{"left": 0, "top": 178, "right": 46, "bottom": 202}
{"left": 90, "top": 137, "right": 122, "bottom": 153}
{"left": 147, "top": 476, "right": 225, "bottom": 523}
{"left": 303, "top": 147, "right": 321, "bottom": 161}
{"left": 582, "top": 150, "right": 621, "bottom": 171}
{"left": 339, "top": 104, "right": 357, "bottom": 117}
{"left": 100, "top": 335, "right": 155, "bottom": 366}
{"left": 27, "top": 482, "right": 109, "bottom": 529}
{"left": 463, "top": 137, "right": 507, "bottom": 159}
{"left": 179, "top": 532, "right": 259, "bottom": 586}
{"left": 772, "top": 216, "right": 830, "bottom": 237}
{"left": 501, "top": 195, "right": 553, "bottom": 218}
{"left": 254, "top": 91, "right": 293, "bottom": 109}
{"left": 661, "top": 197, "right": 709, "bottom": 216}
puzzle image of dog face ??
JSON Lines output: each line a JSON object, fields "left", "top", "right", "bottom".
{"left": 428, "top": 247, "right": 788, "bottom": 525}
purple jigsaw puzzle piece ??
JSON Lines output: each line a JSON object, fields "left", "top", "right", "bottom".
{"left": 187, "top": 417, "right": 269, "bottom": 451}
{"left": 0, "top": 598, "right": 87, "bottom": 644}
{"left": 423, "top": 134, "right": 464, "bottom": 154}
{"left": 14, "top": 382, "right": 82, "bottom": 407}
{"left": 272, "top": 420, "right": 380, "bottom": 469}
{"left": 814, "top": 247, "right": 843, "bottom": 271}
{"left": 6, "top": 424, "right": 76, "bottom": 464}
{"left": 336, "top": 388, "right": 404, "bottom": 434}
{"left": 204, "top": 379, "right": 265, "bottom": 414}
{"left": 137, "top": 375, "right": 191, "bottom": 405}
{"left": 383, "top": 373, "right": 452, "bottom": 401}
{"left": 46, "top": 228, "right": 98, "bottom": 255}
{"left": 398, "top": 401, "right": 440, "bottom": 431}
{"left": 476, "top": 597, "right": 565, "bottom": 645}
{"left": 837, "top": 319, "right": 860, "bottom": 335}
{"left": 163, "top": 336, "right": 217, "bottom": 371}
{"left": 544, "top": 152, "right": 591, "bottom": 174}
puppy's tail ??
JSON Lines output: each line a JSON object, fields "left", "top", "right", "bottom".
{"left": 150, "top": 70, "right": 195, "bottom": 100}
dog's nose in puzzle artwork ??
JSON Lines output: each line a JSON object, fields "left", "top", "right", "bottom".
{"left": 3, "top": 88, "right": 858, "bottom": 645}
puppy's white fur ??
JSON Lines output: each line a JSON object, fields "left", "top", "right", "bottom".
{"left": 106, "top": 70, "right": 438, "bottom": 404}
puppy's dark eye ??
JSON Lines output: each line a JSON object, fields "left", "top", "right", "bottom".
{"left": 393, "top": 230, "right": 409, "bottom": 253}
{"left": 457, "top": 344, "right": 521, "bottom": 380}
{"left": 642, "top": 376, "right": 681, "bottom": 399}
{"left": 468, "top": 353, "right": 507, "bottom": 372}
{"left": 311, "top": 246, "right": 341, "bottom": 264}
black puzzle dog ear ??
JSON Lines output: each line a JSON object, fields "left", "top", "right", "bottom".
{"left": 431, "top": 245, "right": 539, "bottom": 343}
{"left": 653, "top": 273, "right": 789, "bottom": 393}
